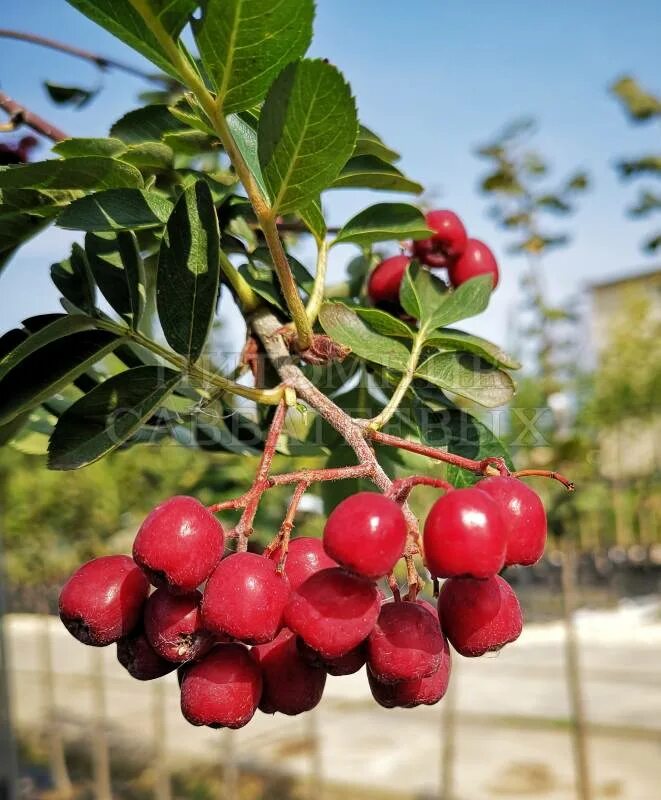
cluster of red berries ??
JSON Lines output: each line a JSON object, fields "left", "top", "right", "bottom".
{"left": 368, "top": 209, "right": 499, "bottom": 309}
{"left": 59, "top": 476, "right": 546, "bottom": 728}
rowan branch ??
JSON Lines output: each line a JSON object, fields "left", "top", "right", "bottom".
{"left": 0, "top": 91, "right": 68, "bottom": 142}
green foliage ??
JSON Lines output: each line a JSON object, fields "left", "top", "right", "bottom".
{"left": 334, "top": 203, "right": 432, "bottom": 246}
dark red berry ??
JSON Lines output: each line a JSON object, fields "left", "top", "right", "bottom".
{"left": 438, "top": 575, "right": 523, "bottom": 657}
{"left": 252, "top": 629, "right": 326, "bottom": 716}
{"left": 117, "top": 630, "right": 176, "bottom": 681}
{"left": 413, "top": 209, "right": 467, "bottom": 268}
{"left": 268, "top": 537, "right": 337, "bottom": 591}
{"left": 477, "top": 476, "right": 547, "bottom": 566}
{"left": 423, "top": 488, "right": 506, "bottom": 579}
{"left": 133, "top": 496, "right": 224, "bottom": 593}
{"left": 323, "top": 492, "right": 407, "bottom": 579}
{"left": 144, "top": 588, "right": 212, "bottom": 663}
{"left": 179, "top": 643, "right": 262, "bottom": 729}
{"left": 367, "top": 600, "right": 444, "bottom": 683}
{"left": 285, "top": 568, "right": 380, "bottom": 659}
{"left": 367, "top": 255, "right": 410, "bottom": 307}
{"left": 298, "top": 638, "right": 367, "bottom": 676}
{"left": 202, "top": 552, "right": 290, "bottom": 644}
{"left": 59, "top": 555, "right": 149, "bottom": 646}
{"left": 448, "top": 238, "right": 499, "bottom": 288}
{"left": 368, "top": 637, "right": 451, "bottom": 708}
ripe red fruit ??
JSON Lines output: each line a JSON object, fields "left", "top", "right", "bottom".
{"left": 133, "top": 496, "right": 224, "bottom": 593}
{"left": 438, "top": 575, "right": 523, "bottom": 657}
{"left": 478, "top": 476, "right": 547, "bottom": 566}
{"left": 423, "top": 488, "right": 506, "bottom": 579}
{"left": 323, "top": 492, "right": 407, "bottom": 579}
{"left": 413, "top": 209, "right": 468, "bottom": 269}
{"left": 252, "top": 629, "right": 326, "bottom": 715}
{"left": 298, "top": 639, "right": 367, "bottom": 676}
{"left": 144, "top": 588, "right": 212, "bottom": 663}
{"left": 367, "top": 600, "right": 445, "bottom": 683}
{"left": 202, "top": 552, "right": 290, "bottom": 644}
{"left": 59, "top": 555, "right": 149, "bottom": 646}
{"left": 116, "top": 630, "right": 176, "bottom": 681}
{"left": 448, "top": 238, "right": 499, "bottom": 288}
{"left": 367, "top": 255, "right": 410, "bottom": 307}
{"left": 268, "top": 537, "right": 337, "bottom": 591}
{"left": 284, "top": 567, "right": 380, "bottom": 659}
{"left": 179, "top": 643, "right": 262, "bottom": 729}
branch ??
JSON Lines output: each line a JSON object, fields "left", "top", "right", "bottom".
{"left": 0, "top": 91, "right": 68, "bottom": 142}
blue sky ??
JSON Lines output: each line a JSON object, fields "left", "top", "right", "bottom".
{"left": 1, "top": 0, "right": 660, "bottom": 348}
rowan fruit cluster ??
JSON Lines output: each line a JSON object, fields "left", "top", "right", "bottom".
{"left": 59, "top": 474, "right": 546, "bottom": 728}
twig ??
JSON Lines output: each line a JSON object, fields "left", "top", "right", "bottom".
{"left": 513, "top": 469, "right": 576, "bottom": 491}
{"left": 273, "top": 481, "right": 309, "bottom": 572}
{"left": 388, "top": 476, "right": 454, "bottom": 504}
{"left": 0, "top": 91, "right": 68, "bottom": 142}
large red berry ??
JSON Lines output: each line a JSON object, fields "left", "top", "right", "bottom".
{"left": 423, "top": 488, "right": 506, "bottom": 578}
{"left": 285, "top": 568, "right": 380, "bottom": 659}
{"left": 133, "top": 496, "right": 224, "bottom": 593}
{"left": 298, "top": 639, "right": 367, "bottom": 676}
{"left": 367, "top": 255, "right": 410, "bottom": 307}
{"left": 179, "top": 643, "right": 262, "bottom": 729}
{"left": 367, "top": 600, "right": 445, "bottom": 683}
{"left": 144, "top": 588, "right": 212, "bottom": 663}
{"left": 268, "top": 537, "right": 337, "bottom": 591}
{"left": 478, "top": 477, "right": 547, "bottom": 566}
{"left": 323, "top": 493, "right": 407, "bottom": 579}
{"left": 202, "top": 552, "right": 290, "bottom": 644}
{"left": 448, "top": 238, "right": 499, "bottom": 288}
{"left": 438, "top": 575, "right": 523, "bottom": 657}
{"left": 413, "top": 209, "right": 467, "bottom": 268}
{"left": 59, "top": 555, "right": 149, "bottom": 646}
{"left": 252, "top": 629, "right": 326, "bottom": 716}
{"left": 116, "top": 630, "right": 176, "bottom": 681}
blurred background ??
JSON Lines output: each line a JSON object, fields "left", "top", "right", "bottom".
{"left": 1, "top": 1, "right": 660, "bottom": 799}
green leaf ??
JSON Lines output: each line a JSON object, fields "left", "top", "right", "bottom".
{"left": 258, "top": 59, "right": 358, "bottom": 213}
{"left": 226, "top": 112, "right": 269, "bottom": 199}
{"left": 398, "top": 263, "right": 421, "bottom": 319}
{"left": 0, "top": 329, "right": 123, "bottom": 424}
{"left": 299, "top": 199, "right": 327, "bottom": 242}
{"left": 353, "top": 307, "right": 414, "bottom": 339}
{"left": 194, "top": 0, "right": 314, "bottom": 114}
{"left": 426, "top": 274, "right": 494, "bottom": 330}
{"left": 65, "top": 0, "right": 197, "bottom": 80}
{"left": 50, "top": 245, "right": 96, "bottom": 314}
{"left": 318, "top": 302, "right": 411, "bottom": 371}
{"left": 334, "top": 203, "right": 433, "bottom": 246}
{"left": 57, "top": 189, "right": 173, "bottom": 231}
{"left": 415, "top": 352, "right": 516, "bottom": 408}
{"left": 110, "top": 105, "right": 188, "bottom": 143}
{"left": 425, "top": 329, "right": 521, "bottom": 370}
{"left": 157, "top": 181, "right": 220, "bottom": 362}
{"left": 119, "top": 142, "right": 174, "bottom": 170}
{"left": 0, "top": 157, "right": 143, "bottom": 191}
{"left": 52, "top": 138, "right": 127, "bottom": 158}
{"left": 610, "top": 76, "right": 661, "bottom": 122}
{"left": 400, "top": 263, "right": 448, "bottom": 325}
{"left": 86, "top": 232, "right": 145, "bottom": 328}
{"left": 331, "top": 155, "right": 423, "bottom": 194}
{"left": 354, "top": 125, "right": 399, "bottom": 163}
{"left": 44, "top": 82, "right": 96, "bottom": 108}
{"left": 48, "top": 366, "right": 181, "bottom": 470}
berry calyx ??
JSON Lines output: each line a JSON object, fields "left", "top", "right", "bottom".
{"left": 367, "top": 600, "right": 445, "bottom": 683}
{"left": 448, "top": 238, "right": 499, "bottom": 288}
{"left": 413, "top": 209, "right": 468, "bottom": 268}
{"left": 367, "top": 255, "right": 410, "bottom": 307}
{"left": 59, "top": 555, "right": 149, "bottom": 646}
{"left": 133, "top": 496, "right": 224, "bottom": 594}
{"left": 116, "top": 630, "right": 176, "bottom": 681}
{"left": 284, "top": 567, "right": 380, "bottom": 659}
{"left": 323, "top": 492, "right": 408, "bottom": 579}
{"left": 179, "top": 643, "right": 262, "bottom": 729}
{"left": 478, "top": 476, "right": 547, "bottom": 566}
{"left": 144, "top": 588, "right": 212, "bottom": 663}
{"left": 252, "top": 629, "right": 327, "bottom": 716}
{"left": 297, "top": 639, "right": 367, "bottom": 676}
{"left": 268, "top": 536, "right": 337, "bottom": 591}
{"left": 202, "top": 552, "right": 290, "bottom": 644}
{"left": 423, "top": 487, "right": 506, "bottom": 578}
{"left": 438, "top": 575, "right": 523, "bottom": 657}
{"left": 368, "top": 638, "right": 451, "bottom": 709}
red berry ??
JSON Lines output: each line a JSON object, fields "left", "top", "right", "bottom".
{"left": 478, "top": 477, "right": 547, "bottom": 566}
{"left": 59, "top": 555, "right": 149, "bottom": 646}
{"left": 144, "top": 588, "right": 212, "bottom": 663}
{"left": 252, "top": 629, "right": 326, "bottom": 716}
{"left": 284, "top": 568, "right": 380, "bottom": 659}
{"left": 423, "top": 488, "right": 506, "bottom": 578}
{"left": 323, "top": 492, "right": 407, "bottom": 579}
{"left": 133, "top": 496, "right": 224, "bottom": 593}
{"left": 179, "top": 643, "right": 262, "bottom": 729}
{"left": 202, "top": 552, "right": 290, "bottom": 644}
{"left": 367, "top": 255, "right": 410, "bottom": 307}
{"left": 438, "top": 575, "right": 523, "bottom": 657}
{"left": 268, "top": 537, "right": 337, "bottom": 591}
{"left": 413, "top": 209, "right": 467, "bottom": 268}
{"left": 367, "top": 600, "right": 445, "bottom": 683}
{"left": 116, "top": 630, "right": 176, "bottom": 681}
{"left": 448, "top": 238, "right": 499, "bottom": 288}
{"left": 297, "top": 639, "right": 367, "bottom": 676}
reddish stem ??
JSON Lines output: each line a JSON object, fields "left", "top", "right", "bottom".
{"left": 272, "top": 481, "right": 309, "bottom": 572}
{"left": 387, "top": 574, "right": 402, "bottom": 603}
{"left": 513, "top": 469, "right": 576, "bottom": 492}
{"left": 388, "top": 475, "right": 454, "bottom": 504}
{"left": 0, "top": 90, "right": 68, "bottom": 142}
